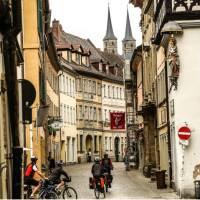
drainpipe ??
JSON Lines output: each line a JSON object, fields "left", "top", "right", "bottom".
{"left": 165, "top": 55, "right": 172, "bottom": 188}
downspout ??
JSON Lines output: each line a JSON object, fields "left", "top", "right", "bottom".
{"left": 165, "top": 53, "right": 172, "bottom": 188}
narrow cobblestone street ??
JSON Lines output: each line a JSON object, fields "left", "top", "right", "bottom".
{"left": 64, "top": 162, "right": 179, "bottom": 199}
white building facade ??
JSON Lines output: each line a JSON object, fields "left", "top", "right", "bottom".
{"left": 168, "top": 25, "right": 200, "bottom": 197}
{"left": 102, "top": 80, "right": 126, "bottom": 161}
{"left": 59, "top": 61, "right": 77, "bottom": 163}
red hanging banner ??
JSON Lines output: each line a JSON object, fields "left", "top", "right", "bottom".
{"left": 110, "top": 112, "right": 125, "bottom": 130}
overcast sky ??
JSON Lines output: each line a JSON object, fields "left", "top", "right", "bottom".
{"left": 49, "top": 0, "right": 142, "bottom": 54}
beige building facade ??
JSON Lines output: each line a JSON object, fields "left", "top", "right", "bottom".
{"left": 59, "top": 59, "right": 77, "bottom": 163}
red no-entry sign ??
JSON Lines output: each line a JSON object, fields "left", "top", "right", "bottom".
{"left": 178, "top": 126, "right": 191, "bottom": 140}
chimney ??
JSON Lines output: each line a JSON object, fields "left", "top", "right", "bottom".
{"left": 52, "top": 19, "right": 62, "bottom": 42}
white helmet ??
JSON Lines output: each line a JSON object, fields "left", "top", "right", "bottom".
{"left": 94, "top": 157, "right": 100, "bottom": 163}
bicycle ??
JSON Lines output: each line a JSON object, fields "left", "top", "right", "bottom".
{"left": 38, "top": 179, "right": 59, "bottom": 199}
{"left": 24, "top": 179, "right": 59, "bottom": 199}
{"left": 93, "top": 177, "right": 106, "bottom": 199}
{"left": 50, "top": 177, "right": 78, "bottom": 199}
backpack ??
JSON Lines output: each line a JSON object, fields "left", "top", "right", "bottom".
{"left": 93, "top": 164, "right": 102, "bottom": 176}
{"left": 25, "top": 163, "right": 35, "bottom": 178}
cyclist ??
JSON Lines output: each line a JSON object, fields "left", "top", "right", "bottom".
{"left": 48, "top": 160, "right": 70, "bottom": 192}
{"left": 100, "top": 153, "right": 113, "bottom": 187}
{"left": 24, "top": 155, "right": 47, "bottom": 198}
{"left": 91, "top": 157, "right": 105, "bottom": 189}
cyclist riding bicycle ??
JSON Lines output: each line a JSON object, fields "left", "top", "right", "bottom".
{"left": 100, "top": 153, "right": 113, "bottom": 187}
{"left": 48, "top": 160, "right": 70, "bottom": 192}
{"left": 24, "top": 155, "right": 47, "bottom": 198}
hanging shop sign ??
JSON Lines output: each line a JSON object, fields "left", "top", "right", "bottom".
{"left": 110, "top": 112, "right": 125, "bottom": 130}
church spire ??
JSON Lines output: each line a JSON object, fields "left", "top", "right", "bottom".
{"left": 123, "top": 9, "right": 134, "bottom": 42}
{"left": 103, "top": 6, "right": 117, "bottom": 41}
{"left": 122, "top": 8, "right": 136, "bottom": 59}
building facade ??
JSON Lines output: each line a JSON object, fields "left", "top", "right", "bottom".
{"left": 130, "top": 0, "right": 200, "bottom": 197}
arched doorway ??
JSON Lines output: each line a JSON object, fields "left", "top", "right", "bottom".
{"left": 114, "top": 137, "right": 120, "bottom": 162}
{"left": 86, "top": 135, "right": 93, "bottom": 161}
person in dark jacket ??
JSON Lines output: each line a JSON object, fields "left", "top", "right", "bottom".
{"left": 48, "top": 160, "right": 70, "bottom": 190}
{"left": 100, "top": 153, "right": 113, "bottom": 175}
{"left": 100, "top": 153, "right": 113, "bottom": 188}
{"left": 91, "top": 157, "right": 104, "bottom": 179}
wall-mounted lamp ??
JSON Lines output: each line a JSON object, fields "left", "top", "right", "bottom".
{"left": 161, "top": 21, "right": 183, "bottom": 35}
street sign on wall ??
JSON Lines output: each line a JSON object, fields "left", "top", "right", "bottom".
{"left": 178, "top": 126, "right": 191, "bottom": 140}
{"left": 110, "top": 112, "right": 125, "bottom": 130}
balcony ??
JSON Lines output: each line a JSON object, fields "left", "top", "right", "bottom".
{"left": 154, "top": 0, "right": 200, "bottom": 44}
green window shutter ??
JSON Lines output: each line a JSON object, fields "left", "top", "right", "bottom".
{"left": 39, "top": 69, "right": 46, "bottom": 103}
{"left": 37, "top": 0, "right": 43, "bottom": 33}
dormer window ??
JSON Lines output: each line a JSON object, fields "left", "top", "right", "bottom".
{"left": 86, "top": 57, "right": 89, "bottom": 67}
{"left": 76, "top": 53, "right": 81, "bottom": 64}
{"left": 106, "top": 65, "right": 109, "bottom": 74}
{"left": 99, "top": 62, "right": 103, "bottom": 72}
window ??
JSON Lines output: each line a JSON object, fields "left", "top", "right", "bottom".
{"left": 103, "top": 84, "right": 106, "bottom": 97}
{"left": 110, "top": 137, "right": 112, "bottom": 150}
{"left": 98, "top": 108, "right": 102, "bottom": 122}
{"left": 94, "top": 108, "right": 97, "bottom": 121}
{"left": 116, "top": 87, "right": 119, "bottom": 99}
{"left": 97, "top": 83, "right": 101, "bottom": 96}
{"left": 79, "top": 105, "right": 83, "bottom": 119}
{"left": 112, "top": 86, "right": 114, "bottom": 98}
{"left": 94, "top": 136, "right": 97, "bottom": 152}
{"left": 80, "top": 135, "right": 83, "bottom": 152}
{"left": 92, "top": 81, "right": 96, "bottom": 94}
{"left": 108, "top": 86, "right": 110, "bottom": 98}
{"left": 105, "top": 137, "right": 108, "bottom": 150}
{"left": 104, "top": 109, "right": 107, "bottom": 121}
{"left": 72, "top": 80, "right": 75, "bottom": 97}
{"left": 63, "top": 75, "right": 65, "bottom": 93}
{"left": 170, "top": 99, "right": 175, "bottom": 116}
{"left": 83, "top": 79, "right": 88, "bottom": 92}
{"left": 67, "top": 106, "right": 69, "bottom": 123}
{"left": 73, "top": 108, "right": 76, "bottom": 124}
{"left": 85, "top": 106, "right": 88, "bottom": 120}
{"left": 64, "top": 105, "right": 66, "bottom": 123}
{"left": 90, "top": 107, "right": 93, "bottom": 121}
{"left": 161, "top": 109, "right": 167, "bottom": 125}
{"left": 77, "top": 78, "right": 82, "bottom": 92}
{"left": 66, "top": 77, "right": 68, "bottom": 94}
{"left": 69, "top": 78, "right": 71, "bottom": 96}
{"left": 120, "top": 88, "right": 122, "bottom": 99}
{"left": 70, "top": 107, "right": 72, "bottom": 124}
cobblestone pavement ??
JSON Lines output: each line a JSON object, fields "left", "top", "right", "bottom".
{"left": 64, "top": 162, "right": 179, "bottom": 199}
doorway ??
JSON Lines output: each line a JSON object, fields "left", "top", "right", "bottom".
{"left": 114, "top": 137, "right": 120, "bottom": 161}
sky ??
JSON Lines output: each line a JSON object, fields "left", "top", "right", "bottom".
{"left": 49, "top": 0, "right": 142, "bottom": 55}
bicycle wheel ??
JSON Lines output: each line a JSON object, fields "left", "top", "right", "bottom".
{"left": 62, "top": 186, "right": 78, "bottom": 199}
{"left": 94, "top": 188, "right": 100, "bottom": 199}
{"left": 43, "top": 191, "right": 58, "bottom": 199}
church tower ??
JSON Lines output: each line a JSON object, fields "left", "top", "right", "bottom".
{"left": 122, "top": 9, "right": 135, "bottom": 59}
{"left": 103, "top": 6, "right": 118, "bottom": 54}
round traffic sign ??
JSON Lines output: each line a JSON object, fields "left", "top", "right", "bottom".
{"left": 178, "top": 126, "right": 191, "bottom": 140}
